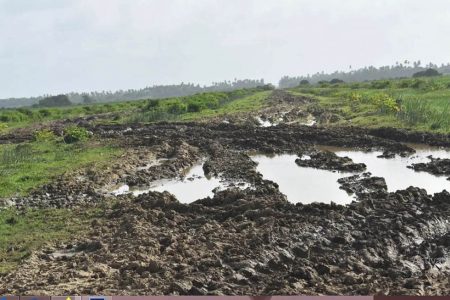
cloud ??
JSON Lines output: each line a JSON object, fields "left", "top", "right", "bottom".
{"left": 0, "top": 0, "right": 450, "bottom": 97}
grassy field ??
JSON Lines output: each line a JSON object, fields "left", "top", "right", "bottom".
{"left": 289, "top": 75, "right": 450, "bottom": 132}
{"left": 0, "top": 207, "right": 103, "bottom": 273}
{"left": 0, "top": 139, "right": 120, "bottom": 198}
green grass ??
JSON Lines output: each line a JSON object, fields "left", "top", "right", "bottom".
{"left": 0, "top": 100, "right": 147, "bottom": 130}
{"left": 127, "top": 88, "right": 272, "bottom": 123}
{"left": 289, "top": 75, "right": 450, "bottom": 132}
{"left": 181, "top": 90, "right": 272, "bottom": 120}
{"left": 0, "top": 140, "right": 121, "bottom": 198}
{"left": 0, "top": 207, "right": 102, "bottom": 273}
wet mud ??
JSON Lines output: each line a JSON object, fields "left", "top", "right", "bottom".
{"left": 1, "top": 117, "right": 450, "bottom": 295}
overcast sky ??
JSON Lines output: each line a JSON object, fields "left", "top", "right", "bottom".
{"left": 1, "top": 0, "right": 450, "bottom": 98}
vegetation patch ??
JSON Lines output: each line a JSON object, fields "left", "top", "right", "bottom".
{"left": 0, "top": 140, "right": 120, "bottom": 198}
{"left": 290, "top": 75, "right": 450, "bottom": 132}
{"left": 0, "top": 207, "right": 101, "bottom": 273}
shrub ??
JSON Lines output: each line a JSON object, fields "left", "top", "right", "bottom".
{"left": 38, "top": 109, "right": 52, "bottom": 117}
{"left": 299, "top": 80, "right": 310, "bottom": 85}
{"left": 167, "top": 101, "right": 186, "bottom": 114}
{"left": 63, "top": 126, "right": 90, "bottom": 143}
{"left": 0, "top": 122, "right": 8, "bottom": 132}
{"left": 33, "top": 129, "right": 57, "bottom": 142}
{"left": 370, "top": 93, "right": 399, "bottom": 113}
{"left": 145, "top": 99, "right": 160, "bottom": 110}
{"left": 187, "top": 102, "right": 202, "bottom": 112}
{"left": 330, "top": 78, "right": 344, "bottom": 84}
{"left": 412, "top": 68, "right": 441, "bottom": 78}
{"left": 410, "top": 79, "right": 426, "bottom": 89}
{"left": 371, "top": 80, "right": 391, "bottom": 89}
{"left": 349, "top": 92, "right": 363, "bottom": 102}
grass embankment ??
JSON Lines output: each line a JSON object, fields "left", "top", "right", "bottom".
{"left": 289, "top": 75, "right": 450, "bottom": 133}
{"left": 128, "top": 87, "right": 272, "bottom": 123}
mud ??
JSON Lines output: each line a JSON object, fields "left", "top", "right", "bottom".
{"left": 295, "top": 150, "right": 367, "bottom": 172}
{"left": 1, "top": 185, "right": 449, "bottom": 295}
{"left": 408, "top": 157, "right": 450, "bottom": 180}
{"left": 1, "top": 117, "right": 450, "bottom": 295}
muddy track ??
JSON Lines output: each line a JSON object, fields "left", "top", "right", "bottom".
{"left": 1, "top": 121, "right": 450, "bottom": 295}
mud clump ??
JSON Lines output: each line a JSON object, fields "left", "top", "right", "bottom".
{"left": 408, "top": 157, "right": 450, "bottom": 180}
{"left": 295, "top": 151, "right": 366, "bottom": 172}
{"left": 338, "top": 173, "right": 387, "bottom": 196}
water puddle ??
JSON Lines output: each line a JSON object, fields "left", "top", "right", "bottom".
{"left": 327, "top": 146, "right": 450, "bottom": 194}
{"left": 256, "top": 116, "right": 274, "bottom": 127}
{"left": 252, "top": 154, "right": 356, "bottom": 204}
{"left": 252, "top": 145, "right": 450, "bottom": 204}
{"left": 111, "top": 163, "right": 251, "bottom": 203}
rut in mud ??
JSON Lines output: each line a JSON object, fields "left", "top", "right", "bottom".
{"left": 1, "top": 120, "right": 450, "bottom": 295}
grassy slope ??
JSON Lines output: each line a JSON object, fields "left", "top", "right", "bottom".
{"left": 289, "top": 75, "right": 450, "bottom": 133}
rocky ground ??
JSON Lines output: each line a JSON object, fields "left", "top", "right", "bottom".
{"left": 1, "top": 94, "right": 450, "bottom": 295}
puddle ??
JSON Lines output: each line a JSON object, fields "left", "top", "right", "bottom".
{"left": 252, "top": 154, "right": 356, "bottom": 204}
{"left": 329, "top": 147, "right": 450, "bottom": 194}
{"left": 301, "top": 114, "right": 316, "bottom": 126}
{"left": 111, "top": 163, "right": 251, "bottom": 203}
{"left": 256, "top": 116, "right": 274, "bottom": 127}
{"left": 252, "top": 145, "right": 450, "bottom": 204}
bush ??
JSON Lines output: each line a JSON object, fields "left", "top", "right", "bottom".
{"left": 299, "top": 80, "right": 310, "bottom": 85}
{"left": 33, "top": 129, "right": 57, "bottom": 142}
{"left": 145, "top": 99, "right": 160, "bottom": 110}
{"left": 187, "top": 102, "right": 202, "bottom": 112}
{"left": 410, "top": 79, "right": 426, "bottom": 89}
{"left": 371, "top": 80, "right": 391, "bottom": 89}
{"left": 330, "top": 78, "right": 344, "bottom": 84}
{"left": 0, "top": 122, "right": 8, "bottom": 132}
{"left": 166, "top": 101, "right": 186, "bottom": 114}
{"left": 412, "top": 68, "right": 441, "bottom": 78}
{"left": 38, "top": 109, "right": 52, "bottom": 117}
{"left": 370, "top": 93, "right": 399, "bottom": 113}
{"left": 63, "top": 126, "right": 90, "bottom": 143}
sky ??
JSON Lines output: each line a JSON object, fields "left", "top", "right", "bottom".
{"left": 1, "top": 0, "right": 450, "bottom": 98}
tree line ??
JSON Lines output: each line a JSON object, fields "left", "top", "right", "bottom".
{"left": 0, "top": 79, "right": 265, "bottom": 108}
{"left": 279, "top": 61, "right": 450, "bottom": 88}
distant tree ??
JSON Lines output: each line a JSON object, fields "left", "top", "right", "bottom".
{"left": 330, "top": 78, "right": 344, "bottom": 84}
{"left": 82, "top": 94, "right": 94, "bottom": 104}
{"left": 38, "top": 94, "right": 71, "bottom": 107}
{"left": 412, "top": 68, "right": 441, "bottom": 78}
{"left": 299, "top": 79, "right": 310, "bottom": 85}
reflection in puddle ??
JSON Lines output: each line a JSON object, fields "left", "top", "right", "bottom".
{"left": 252, "top": 154, "right": 356, "bottom": 205}
{"left": 333, "top": 148, "right": 450, "bottom": 194}
{"left": 112, "top": 163, "right": 250, "bottom": 203}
